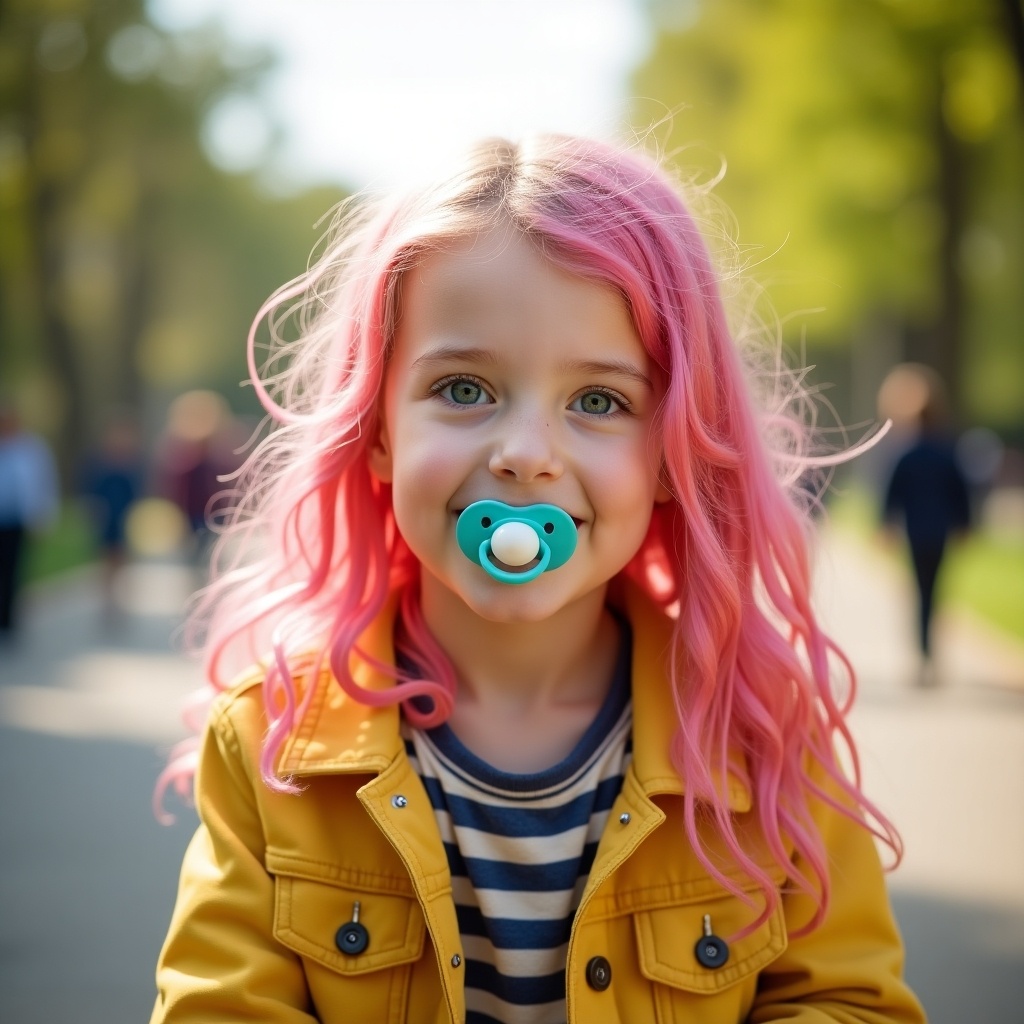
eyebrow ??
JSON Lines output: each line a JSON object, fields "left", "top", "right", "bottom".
{"left": 559, "top": 359, "right": 654, "bottom": 391}
{"left": 410, "top": 345, "right": 499, "bottom": 371}
{"left": 410, "top": 346, "right": 654, "bottom": 390}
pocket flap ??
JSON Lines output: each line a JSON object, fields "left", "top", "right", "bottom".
{"left": 273, "top": 874, "right": 426, "bottom": 977}
{"left": 634, "top": 893, "right": 786, "bottom": 994}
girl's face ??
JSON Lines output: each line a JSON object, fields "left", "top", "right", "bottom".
{"left": 371, "top": 227, "right": 668, "bottom": 624}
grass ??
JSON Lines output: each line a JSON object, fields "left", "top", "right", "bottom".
{"left": 826, "top": 480, "right": 1024, "bottom": 643}
{"left": 23, "top": 502, "right": 95, "bottom": 586}
{"left": 940, "top": 532, "right": 1024, "bottom": 641}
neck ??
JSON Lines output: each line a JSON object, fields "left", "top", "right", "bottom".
{"left": 419, "top": 578, "right": 617, "bottom": 713}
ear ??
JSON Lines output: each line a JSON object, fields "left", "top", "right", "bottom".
{"left": 367, "top": 411, "right": 393, "bottom": 483}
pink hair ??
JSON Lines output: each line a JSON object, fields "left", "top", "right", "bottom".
{"left": 157, "top": 135, "right": 899, "bottom": 936}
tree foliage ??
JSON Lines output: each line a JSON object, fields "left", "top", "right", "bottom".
{"left": 632, "top": 0, "right": 1024, "bottom": 431}
{"left": 0, "top": 0, "right": 346, "bottom": 475}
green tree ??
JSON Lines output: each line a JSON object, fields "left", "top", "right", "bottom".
{"left": 632, "top": 0, "right": 1024, "bottom": 431}
{"left": 0, "top": 0, "right": 346, "bottom": 477}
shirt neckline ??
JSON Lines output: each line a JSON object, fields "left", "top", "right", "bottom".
{"left": 407, "top": 614, "right": 632, "bottom": 794}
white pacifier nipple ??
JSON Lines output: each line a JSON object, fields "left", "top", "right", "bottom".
{"left": 489, "top": 521, "right": 540, "bottom": 566}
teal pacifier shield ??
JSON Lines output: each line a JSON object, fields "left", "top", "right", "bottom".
{"left": 456, "top": 500, "right": 577, "bottom": 585}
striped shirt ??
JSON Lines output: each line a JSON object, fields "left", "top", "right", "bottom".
{"left": 401, "top": 629, "right": 632, "bottom": 1024}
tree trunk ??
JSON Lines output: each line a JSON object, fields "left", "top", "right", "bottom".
{"left": 24, "top": 53, "right": 89, "bottom": 483}
{"left": 1000, "top": 0, "right": 1024, "bottom": 82}
{"left": 934, "top": 86, "right": 967, "bottom": 422}
{"left": 111, "top": 210, "right": 154, "bottom": 420}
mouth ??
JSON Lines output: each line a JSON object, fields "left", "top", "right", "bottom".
{"left": 452, "top": 501, "right": 580, "bottom": 582}
{"left": 451, "top": 507, "right": 583, "bottom": 529}
{"left": 489, "top": 554, "right": 542, "bottom": 574}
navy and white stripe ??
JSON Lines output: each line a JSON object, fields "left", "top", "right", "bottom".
{"left": 402, "top": 629, "right": 632, "bottom": 1024}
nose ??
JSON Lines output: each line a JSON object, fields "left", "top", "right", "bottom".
{"left": 488, "top": 409, "right": 564, "bottom": 483}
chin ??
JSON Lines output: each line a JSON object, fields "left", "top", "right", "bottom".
{"left": 454, "top": 567, "right": 605, "bottom": 626}
{"left": 476, "top": 602, "right": 566, "bottom": 626}
{"left": 419, "top": 551, "right": 612, "bottom": 626}
{"left": 459, "top": 584, "right": 565, "bottom": 624}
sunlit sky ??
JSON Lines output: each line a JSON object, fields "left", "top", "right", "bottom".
{"left": 148, "top": 0, "right": 652, "bottom": 192}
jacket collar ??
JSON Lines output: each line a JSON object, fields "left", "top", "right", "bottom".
{"left": 278, "top": 583, "right": 752, "bottom": 813}
{"left": 278, "top": 593, "right": 405, "bottom": 777}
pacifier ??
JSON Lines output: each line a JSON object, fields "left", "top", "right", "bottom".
{"left": 455, "top": 500, "right": 577, "bottom": 585}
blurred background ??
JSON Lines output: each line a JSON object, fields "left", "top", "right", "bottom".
{"left": 0, "top": 1, "right": 1022, "bottom": 1021}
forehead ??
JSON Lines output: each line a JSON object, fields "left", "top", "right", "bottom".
{"left": 394, "top": 228, "right": 643, "bottom": 359}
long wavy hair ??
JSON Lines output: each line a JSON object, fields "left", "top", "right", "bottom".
{"left": 158, "top": 134, "right": 899, "bottom": 935}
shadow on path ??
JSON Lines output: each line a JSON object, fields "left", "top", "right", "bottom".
{"left": 893, "top": 889, "right": 1024, "bottom": 1024}
{"left": 0, "top": 726, "right": 197, "bottom": 1024}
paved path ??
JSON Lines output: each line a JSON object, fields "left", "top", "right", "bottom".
{"left": 812, "top": 531, "right": 1024, "bottom": 1023}
{"left": 0, "top": 533, "right": 1022, "bottom": 1023}
{"left": 0, "top": 563, "right": 200, "bottom": 1024}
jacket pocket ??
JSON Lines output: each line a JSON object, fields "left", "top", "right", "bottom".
{"left": 634, "top": 891, "right": 786, "bottom": 1022}
{"left": 269, "top": 867, "right": 431, "bottom": 1024}
{"left": 272, "top": 873, "right": 426, "bottom": 977}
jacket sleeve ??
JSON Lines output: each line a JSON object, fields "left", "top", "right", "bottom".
{"left": 151, "top": 696, "right": 316, "bottom": 1023}
{"left": 747, "top": 766, "right": 926, "bottom": 1024}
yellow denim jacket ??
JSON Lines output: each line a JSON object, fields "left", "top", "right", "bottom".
{"left": 151, "top": 586, "right": 925, "bottom": 1023}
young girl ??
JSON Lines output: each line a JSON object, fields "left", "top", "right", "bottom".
{"left": 151, "top": 135, "right": 924, "bottom": 1024}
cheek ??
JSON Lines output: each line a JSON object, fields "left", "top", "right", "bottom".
{"left": 588, "top": 442, "right": 662, "bottom": 529}
{"left": 598, "top": 430, "right": 662, "bottom": 497}
{"left": 387, "top": 425, "right": 473, "bottom": 509}
{"left": 602, "top": 477, "right": 660, "bottom": 529}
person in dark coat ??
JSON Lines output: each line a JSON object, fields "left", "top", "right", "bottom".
{"left": 0, "top": 402, "right": 59, "bottom": 638}
{"left": 879, "top": 364, "right": 971, "bottom": 663}
{"left": 80, "top": 415, "right": 143, "bottom": 623}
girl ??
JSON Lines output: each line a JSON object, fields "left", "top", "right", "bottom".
{"left": 151, "top": 135, "right": 924, "bottom": 1024}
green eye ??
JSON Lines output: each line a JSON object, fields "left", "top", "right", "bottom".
{"left": 578, "top": 391, "right": 614, "bottom": 415}
{"left": 448, "top": 380, "right": 484, "bottom": 405}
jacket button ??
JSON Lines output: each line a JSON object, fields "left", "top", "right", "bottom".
{"left": 694, "top": 914, "right": 729, "bottom": 969}
{"left": 585, "top": 955, "right": 612, "bottom": 991}
{"left": 695, "top": 934, "right": 729, "bottom": 968}
{"left": 391, "top": 794, "right": 408, "bottom": 808}
{"left": 336, "top": 900, "right": 369, "bottom": 956}
{"left": 336, "top": 921, "right": 369, "bottom": 955}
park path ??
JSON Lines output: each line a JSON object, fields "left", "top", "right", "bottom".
{"left": 0, "top": 530, "right": 1022, "bottom": 1023}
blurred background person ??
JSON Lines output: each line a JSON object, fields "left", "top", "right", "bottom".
{"left": 153, "top": 390, "right": 244, "bottom": 568}
{"left": 878, "top": 364, "right": 972, "bottom": 681}
{"left": 0, "top": 400, "right": 59, "bottom": 640}
{"left": 79, "top": 412, "right": 144, "bottom": 626}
